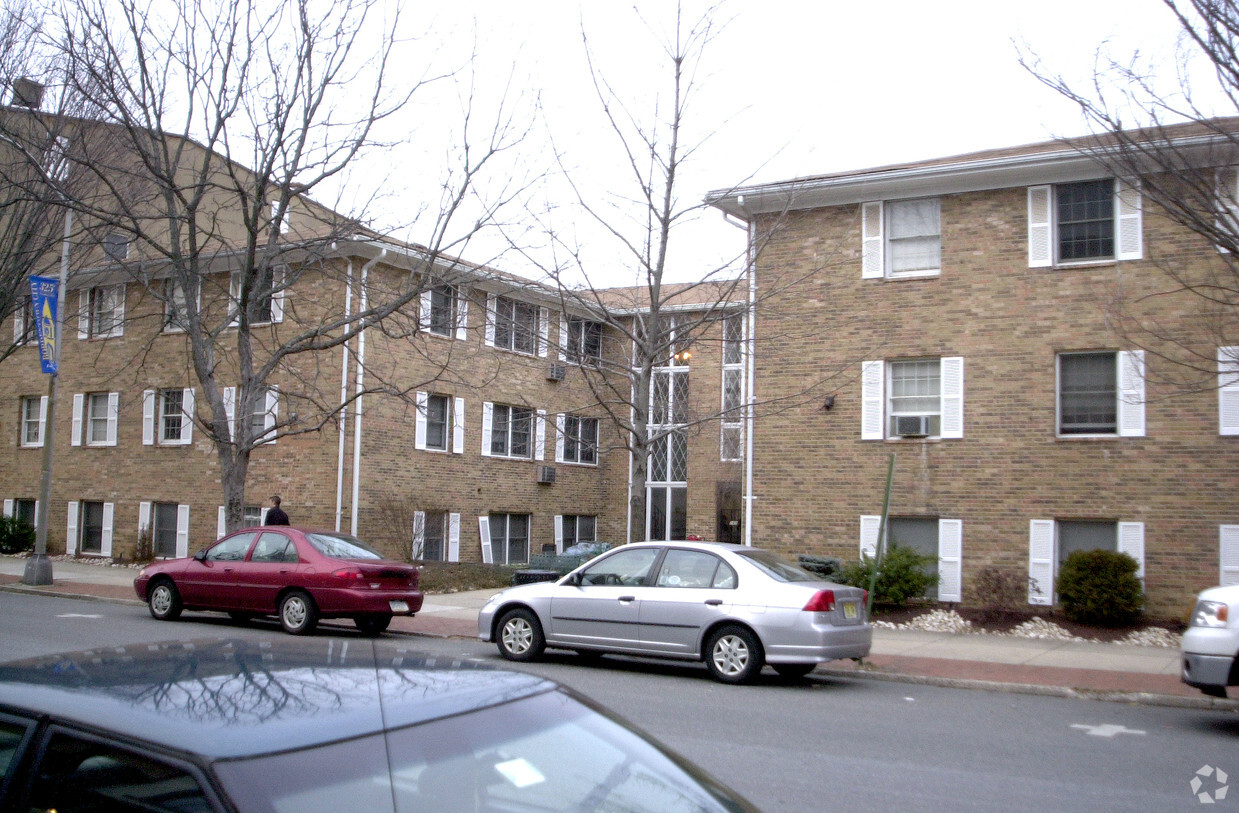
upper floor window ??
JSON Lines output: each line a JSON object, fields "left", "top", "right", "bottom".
{"left": 489, "top": 295, "right": 540, "bottom": 355}
{"left": 103, "top": 232, "right": 129, "bottom": 261}
{"left": 12, "top": 295, "right": 35, "bottom": 345}
{"left": 557, "top": 414, "right": 598, "bottom": 465}
{"left": 563, "top": 317, "right": 603, "bottom": 363}
{"left": 722, "top": 312, "right": 743, "bottom": 365}
{"left": 1028, "top": 179, "right": 1142, "bottom": 267}
{"left": 1220, "top": 346, "right": 1239, "bottom": 436}
{"left": 143, "top": 388, "right": 194, "bottom": 446}
{"left": 483, "top": 403, "right": 540, "bottom": 459}
{"left": 652, "top": 368, "right": 689, "bottom": 425}
{"left": 1057, "top": 350, "right": 1145, "bottom": 437}
{"left": 78, "top": 285, "right": 125, "bottom": 339}
{"left": 421, "top": 283, "right": 467, "bottom": 339}
{"left": 861, "top": 357, "right": 964, "bottom": 440}
{"left": 415, "top": 392, "right": 463, "bottom": 453}
{"left": 163, "top": 278, "right": 190, "bottom": 333}
{"left": 249, "top": 387, "right": 279, "bottom": 445}
{"left": 862, "top": 197, "right": 941, "bottom": 278}
{"left": 230, "top": 266, "right": 285, "bottom": 326}
{"left": 72, "top": 391, "right": 118, "bottom": 447}
{"left": 20, "top": 395, "right": 46, "bottom": 447}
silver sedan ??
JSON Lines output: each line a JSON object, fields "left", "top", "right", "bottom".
{"left": 478, "top": 540, "right": 872, "bottom": 683}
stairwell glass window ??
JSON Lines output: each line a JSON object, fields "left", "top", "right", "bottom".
{"left": 1057, "top": 351, "right": 1145, "bottom": 437}
{"left": 1028, "top": 179, "right": 1142, "bottom": 267}
{"left": 862, "top": 198, "right": 941, "bottom": 278}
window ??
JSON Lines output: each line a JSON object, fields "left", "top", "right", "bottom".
{"left": 861, "top": 357, "right": 964, "bottom": 440}
{"left": 230, "top": 265, "right": 284, "bottom": 325}
{"left": 489, "top": 513, "right": 530, "bottom": 566}
{"left": 415, "top": 393, "right": 463, "bottom": 453}
{"left": 14, "top": 498, "right": 36, "bottom": 529}
{"left": 103, "top": 232, "right": 128, "bottom": 261}
{"left": 654, "top": 549, "right": 736, "bottom": 589}
{"left": 419, "top": 511, "right": 448, "bottom": 561}
{"left": 78, "top": 285, "right": 124, "bottom": 339}
{"left": 862, "top": 197, "right": 941, "bottom": 278}
{"left": 1219, "top": 346, "right": 1239, "bottom": 436}
{"left": 161, "top": 388, "right": 184, "bottom": 441}
{"left": 558, "top": 414, "right": 598, "bottom": 464}
{"left": 490, "top": 295, "right": 539, "bottom": 354}
{"left": 559, "top": 515, "right": 596, "bottom": 548}
{"left": 861, "top": 515, "right": 962, "bottom": 602}
{"left": 1057, "top": 351, "right": 1145, "bottom": 437}
{"left": 163, "top": 277, "right": 190, "bottom": 333}
{"left": 20, "top": 396, "right": 45, "bottom": 447}
{"left": 721, "top": 313, "right": 744, "bottom": 460}
{"left": 1028, "top": 179, "right": 1142, "bottom": 267}
{"left": 144, "top": 388, "right": 194, "bottom": 445}
{"left": 652, "top": 369, "right": 689, "bottom": 424}
{"left": 79, "top": 501, "right": 104, "bottom": 554}
{"left": 422, "top": 283, "right": 467, "bottom": 339}
{"left": 485, "top": 403, "right": 536, "bottom": 459}
{"left": 244, "top": 505, "right": 264, "bottom": 527}
{"left": 579, "top": 547, "right": 659, "bottom": 586}
{"left": 248, "top": 387, "right": 278, "bottom": 445}
{"left": 12, "top": 294, "right": 35, "bottom": 345}
{"left": 72, "top": 392, "right": 118, "bottom": 447}
{"left": 208, "top": 532, "right": 255, "bottom": 561}
{"left": 564, "top": 317, "right": 602, "bottom": 363}
{"left": 1028, "top": 519, "right": 1144, "bottom": 605}
{"left": 152, "top": 502, "right": 179, "bottom": 558}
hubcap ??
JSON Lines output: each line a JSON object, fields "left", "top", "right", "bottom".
{"left": 712, "top": 634, "right": 749, "bottom": 676}
{"left": 151, "top": 586, "right": 171, "bottom": 615}
{"left": 284, "top": 598, "right": 307, "bottom": 629}
{"left": 502, "top": 618, "right": 532, "bottom": 654}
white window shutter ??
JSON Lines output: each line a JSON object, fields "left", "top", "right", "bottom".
{"left": 940, "top": 356, "right": 964, "bottom": 439}
{"left": 484, "top": 293, "right": 496, "bottom": 346}
{"left": 1027, "top": 185, "right": 1053, "bottom": 268}
{"left": 536, "top": 409, "right": 547, "bottom": 460}
{"left": 861, "top": 360, "right": 885, "bottom": 440}
{"left": 101, "top": 502, "right": 114, "bottom": 556}
{"left": 2, "top": 500, "right": 11, "bottom": 517}
{"left": 478, "top": 515, "right": 493, "bottom": 564}
{"left": 555, "top": 414, "right": 566, "bottom": 463}
{"left": 419, "top": 289, "right": 432, "bottom": 329}
{"left": 176, "top": 505, "right": 190, "bottom": 558}
{"left": 217, "top": 506, "right": 226, "bottom": 538}
{"left": 1219, "top": 346, "right": 1239, "bottom": 435}
{"left": 538, "top": 307, "right": 549, "bottom": 357}
{"left": 558, "top": 314, "right": 568, "bottom": 361}
{"left": 481, "top": 402, "right": 493, "bottom": 456}
{"left": 1220, "top": 525, "right": 1239, "bottom": 586}
{"left": 38, "top": 395, "right": 47, "bottom": 445}
{"left": 142, "top": 390, "right": 155, "bottom": 445}
{"left": 861, "top": 201, "right": 884, "bottom": 279}
{"left": 1117, "top": 350, "right": 1146, "bottom": 437}
{"left": 412, "top": 510, "right": 426, "bottom": 558}
{"left": 264, "top": 388, "right": 279, "bottom": 444}
{"left": 270, "top": 267, "right": 285, "bottom": 322}
{"left": 66, "top": 500, "right": 78, "bottom": 555}
{"left": 105, "top": 392, "right": 119, "bottom": 446}
{"left": 181, "top": 388, "right": 195, "bottom": 443}
{"left": 111, "top": 286, "right": 125, "bottom": 336}
{"left": 223, "top": 387, "right": 236, "bottom": 442}
{"left": 77, "top": 291, "right": 88, "bottom": 339}
{"left": 1216, "top": 168, "right": 1239, "bottom": 253}
{"left": 1115, "top": 179, "right": 1143, "bottom": 261}
{"left": 554, "top": 515, "right": 564, "bottom": 553}
{"left": 71, "top": 393, "right": 83, "bottom": 446}
{"left": 453, "top": 397, "right": 465, "bottom": 453}
{"left": 139, "top": 502, "right": 151, "bottom": 539}
{"left": 448, "top": 513, "right": 461, "bottom": 562}
{"left": 414, "top": 391, "right": 428, "bottom": 450}
{"left": 455, "top": 296, "right": 468, "bottom": 341}
{"left": 1028, "top": 520, "right": 1055, "bottom": 605}
{"left": 859, "top": 515, "right": 882, "bottom": 558}
{"left": 1117, "top": 521, "right": 1145, "bottom": 581}
{"left": 938, "top": 519, "right": 963, "bottom": 603}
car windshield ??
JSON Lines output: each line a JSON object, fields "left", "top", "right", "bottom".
{"left": 215, "top": 689, "right": 752, "bottom": 813}
{"left": 305, "top": 532, "right": 383, "bottom": 560}
{"left": 733, "top": 549, "right": 817, "bottom": 582}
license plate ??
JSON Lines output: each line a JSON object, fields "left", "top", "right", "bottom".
{"left": 843, "top": 602, "right": 857, "bottom": 620}
{"left": 389, "top": 600, "right": 409, "bottom": 613}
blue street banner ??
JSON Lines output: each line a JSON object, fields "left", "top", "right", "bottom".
{"left": 29, "top": 275, "right": 59, "bottom": 375}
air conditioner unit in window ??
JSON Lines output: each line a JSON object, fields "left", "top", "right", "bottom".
{"left": 546, "top": 363, "right": 566, "bottom": 381}
{"left": 536, "top": 465, "right": 557, "bottom": 484}
{"left": 893, "top": 415, "right": 930, "bottom": 437}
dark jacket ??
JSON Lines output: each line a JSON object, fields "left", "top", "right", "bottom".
{"left": 265, "top": 506, "right": 290, "bottom": 526}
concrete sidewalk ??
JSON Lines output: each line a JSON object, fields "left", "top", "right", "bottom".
{"left": 1, "top": 555, "right": 1235, "bottom": 710}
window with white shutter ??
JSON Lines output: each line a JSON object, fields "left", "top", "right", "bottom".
{"left": 1219, "top": 346, "right": 1239, "bottom": 436}
{"left": 1027, "top": 179, "right": 1142, "bottom": 267}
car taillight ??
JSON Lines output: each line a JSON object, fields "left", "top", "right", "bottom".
{"left": 802, "top": 590, "right": 836, "bottom": 613}
{"left": 332, "top": 568, "right": 365, "bottom": 582}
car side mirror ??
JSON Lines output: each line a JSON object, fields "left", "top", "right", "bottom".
{"left": 566, "top": 572, "right": 583, "bottom": 587}
{"left": 193, "top": 550, "right": 207, "bottom": 562}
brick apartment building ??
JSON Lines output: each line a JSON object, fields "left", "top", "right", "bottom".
{"left": 708, "top": 120, "right": 1239, "bottom": 615}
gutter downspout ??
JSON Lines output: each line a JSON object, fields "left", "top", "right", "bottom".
{"left": 335, "top": 255, "right": 354, "bottom": 532}
{"left": 722, "top": 207, "right": 756, "bottom": 548}
{"left": 350, "top": 248, "right": 386, "bottom": 535}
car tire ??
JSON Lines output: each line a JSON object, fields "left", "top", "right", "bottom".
{"left": 771, "top": 662, "right": 817, "bottom": 679}
{"left": 496, "top": 608, "right": 545, "bottom": 662}
{"left": 354, "top": 614, "right": 392, "bottom": 636}
{"left": 227, "top": 611, "right": 253, "bottom": 624}
{"left": 279, "top": 590, "right": 319, "bottom": 635}
{"left": 705, "top": 625, "right": 764, "bottom": 684}
{"left": 147, "top": 579, "right": 183, "bottom": 621}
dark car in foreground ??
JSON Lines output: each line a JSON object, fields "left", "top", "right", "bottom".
{"left": 0, "top": 638, "right": 759, "bottom": 813}
{"left": 479, "top": 540, "right": 872, "bottom": 684}
{"left": 133, "top": 526, "right": 423, "bottom": 636}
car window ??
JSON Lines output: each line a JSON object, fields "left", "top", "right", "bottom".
{"left": 26, "top": 730, "right": 217, "bottom": 813}
{"left": 580, "top": 548, "right": 660, "bottom": 586}
{"left": 305, "top": 533, "right": 383, "bottom": 560}
{"left": 655, "top": 550, "right": 734, "bottom": 589}
{"left": 733, "top": 549, "right": 816, "bottom": 582}
{"left": 0, "top": 714, "right": 35, "bottom": 796}
{"left": 205, "top": 532, "right": 256, "bottom": 562}
{"left": 251, "top": 532, "right": 298, "bottom": 563}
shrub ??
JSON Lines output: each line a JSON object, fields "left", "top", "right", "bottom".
{"left": 1055, "top": 549, "right": 1144, "bottom": 626}
{"left": 971, "top": 566, "right": 1027, "bottom": 621}
{"left": 417, "top": 561, "right": 517, "bottom": 593}
{"left": 134, "top": 526, "right": 155, "bottom": 563}
{"left": 0, "top": 516, "right": 35, "bottom": 554}
{"left": 797, "top": 554, "right": 844, "bottom": 581}
{"left": 840, "top": 543, "right": 939, "bottom": 607}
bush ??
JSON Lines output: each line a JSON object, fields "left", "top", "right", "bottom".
{"left": 840, "top": 543, "right": 939, "bottom": 607}
{"left": 1055, "top": 549, "right": 1145, "bottom": 626}
{"left": 417, "top": 561, "right": 517, "bottom": 593}
{"left": 0, "top": 516, "right": 35, "bottom": 554}
{"left": 134, "top": 526, "right": 155, "bottom": 563}
{"left": 797, "top": 554, "right": 844, "bottom": 581}
{"left": 971, "top": 566, "right": 1027, "bottom": 622}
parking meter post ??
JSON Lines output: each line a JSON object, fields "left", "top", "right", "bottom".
{"left": 865, "top": 453, "right": 895, "bottom": 619}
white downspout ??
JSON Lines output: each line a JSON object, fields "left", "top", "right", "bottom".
{"left": 350, "top": 249, "right": 386, "bottom": 535}
{"left": 743, "top": 219, "right": 756, "bottom": 548}
{"left": 335, "top": 256, "right": 354, "bottom": 532}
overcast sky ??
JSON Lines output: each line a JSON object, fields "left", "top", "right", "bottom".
{"left": 356, "top": 0, "right": 1202, "bottom": 286}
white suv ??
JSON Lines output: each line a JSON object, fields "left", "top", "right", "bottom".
{"left": 1182, "top": 584, "right": 1239, "bottom": 699}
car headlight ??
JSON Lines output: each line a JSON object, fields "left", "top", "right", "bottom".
{"left": 1190, "top": 600, "right": 1230, "bottom": 628}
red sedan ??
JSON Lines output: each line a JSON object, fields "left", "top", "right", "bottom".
{"left": 133, "top": 526, "right": 423, "bottom": 636}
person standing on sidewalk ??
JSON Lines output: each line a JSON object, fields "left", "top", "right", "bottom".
{"left": 265, "top": 495, "right": 290, "bottom": 526}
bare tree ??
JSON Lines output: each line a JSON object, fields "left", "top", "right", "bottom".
{"left": 1022, "top": 0, "right": 1239, "bottom": 390}
{"left": 35, "top": 0, "right": 527, "bottom": 531}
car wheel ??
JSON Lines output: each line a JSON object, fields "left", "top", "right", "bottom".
{"left": 227, "top": 611, "right": 253, "bottom": 624}
{"left": 279, "top": 591, "right": 319, "bottom": 635}
{"left": 772, "top": 662, "right": 817, "bottom": 679}
{"left": 705, "top": 625, "right": 764, "bottom": 684}
{"left": 354, "top": 614, "right": 392, "bottom": 636}
{"left": 496, "top": 608, "right": 545, "bottom": 662}
{"left": 147, "top": 579, "right": 183, "bottom": 621}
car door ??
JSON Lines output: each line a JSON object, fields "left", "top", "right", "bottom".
{"left": 233, "top": 531, "right": 300, "bottom": 611}
{"left": 638, "top": 548, "right": 738, "bottom": 654}
{"left": 547, "top": 547, "right": 661, "bottom": 651}
{"left": 178, "top": 532, "right": 257, "bottom": 607}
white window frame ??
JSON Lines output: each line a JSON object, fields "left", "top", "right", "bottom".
{"left": 1056, "top": 350, "right": 1145, "bottom": 438}
{"left": 248, "top": 386, "right": 279, "bottom": 445}
{"left": 555, "top": 413, "right": 599, "bottom": 465}
{"left": 162, "top": 277, "right": 194, "bottom": 334}
{"left": 141, "top": 500, "right": 190, "bottom": 558}
{"left": 412, "top": 510, "right": 460, "bottom": 562}
{"left": 77, "top": 285, "right": 125, "bottom": 339}
{"left": 70, "top": 499, "right": 114, "bottom": 557}
{"left": 229, "top": 265, "right": 285, "bottom": 327}
{"left": 486, "top": 294, "right": 545, "bottom": 356}
{"left": 420, "top": 283, "right": 468, "bottom": 340}
{"left": 12, "top": 295, "right": 35, "bottom": 345}
{"left": 72, "top": 391, "right": 118, "bottom": 447}
{"left": 860, "top": 515, "right": 961, "bottom": 602}
{"left": 862, "top": 197, "right": 942, "bottom": 279}
{"left": 1027, "top": 519, "right": 1144, "bottom": 605}
{"left": 482, "top": 402, "right": 542, "bottom": 460}
{"left": 1027, "top": 179, "right": 1142, "bottom": 268}
{"left": 559, "top": 316, "right": 603, "bottom": 364}
{"left": 415, "top": 393, "right": 465, "bottom": 453}
{"left": 487, "top": 512, "right": 531, "bottom": 566}
{"left": 721, "top": 312, "right": 744, "bottom": 461}
{"left": 1219, "top": 346, "right": 1239, "bottom": 436}
{"left": 860, "top": 357, "right": 964, "bottom": 440}
{"left": 20, "top": 395, "right": 47, "bottom": 448}
{"left": 556, "top": 514, "right": 597, "bottom": 551}
{"left": 143, "top": 388, "right": 195, "bottom": 446}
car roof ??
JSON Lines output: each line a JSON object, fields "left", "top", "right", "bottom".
{"left": 0, "top": 638, "right": 556, "bottom": 761}
{"left": 630, "top": 540, "right": 765, "bottom": 555}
